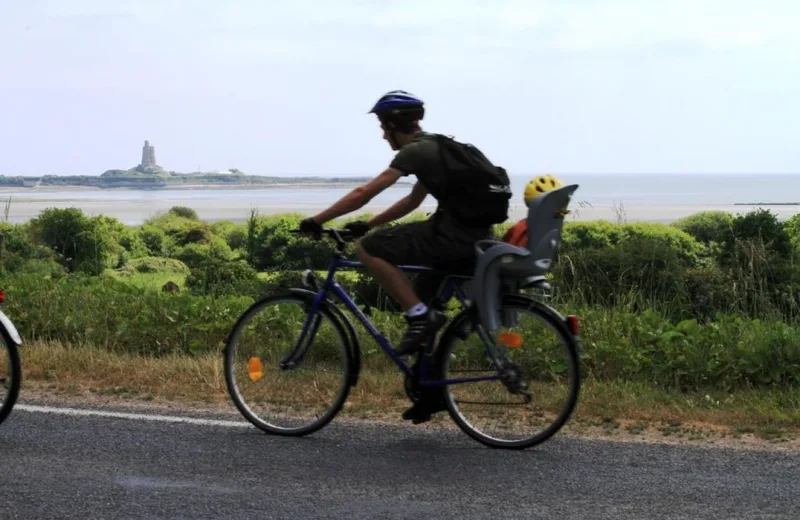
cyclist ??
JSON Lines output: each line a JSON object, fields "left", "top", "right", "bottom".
{"left": 299, "top": 90, "right": 511, "bottom": 422}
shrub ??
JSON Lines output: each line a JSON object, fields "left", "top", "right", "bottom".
{"left": 246, "top": 214, "right": 334, "bottom": 270}
{"left": 211, "top": 221, "right": 248, "bottom": 250}
{"left": 786, "top": 214, "right": 800, "bottom": 251}
{"left": 139, "top": 225, "right": 169, "bottom": 256}
{"left": 3, "top": 272, "right": 252, "bottom": 356}
{"left": 577, "top": 308, "right": 800, "bottom": 391}
{"left": 118, "top": 227, "right": 149, "bottom": 259}
{"left": 185, "top": 259, "right": 267, "bottom": 298}
{"left": 168, "top": 206, "right": 199, "bottom": 220}
{"left": 116, "top": 256, "right": 191, "bottom": 276}
{"left": 175, "top": 236, "right": 234, "bottom": 269}
{"left": 672, "top": 210, "right": 733, "bottom": 245}
{"left": 0, "top": 222, "right": 56, "bottom": 272}
{"left": 717, "top": 208, "right": 793, "bottom": 265}
{"left": 28, "top": 208, "right": 124, "bottom": 275}
{"left": 175, "top": 225, "right": 213, "bottom": 246}
{"left": 562, "top": 220, "right": 622, "bottom": 250}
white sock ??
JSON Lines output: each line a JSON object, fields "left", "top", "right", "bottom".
{"left": 406, "top": 303, "right": 428, "bottom": 318}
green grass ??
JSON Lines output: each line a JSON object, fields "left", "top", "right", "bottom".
{"left": 105, "top": 270, "right": 187, "bottom": 290}
{"left": 20, "top": 340, "right": 800, "bottom": 446}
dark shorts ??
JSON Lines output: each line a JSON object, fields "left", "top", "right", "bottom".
{"left": 359, "top": 216, "right": 491, "bottom": 303}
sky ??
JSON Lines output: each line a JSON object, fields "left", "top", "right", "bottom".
{"left": 1, "top": 0, "right": 798, "bottom": 176}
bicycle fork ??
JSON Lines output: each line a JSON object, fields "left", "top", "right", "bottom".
{"left": 279, "top": 293, "right": 326, "bottom": 369}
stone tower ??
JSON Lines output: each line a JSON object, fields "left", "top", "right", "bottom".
{"left": 141, "top": 140, "right": 157, "bottom": 168}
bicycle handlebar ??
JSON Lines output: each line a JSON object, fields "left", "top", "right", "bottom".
{"left": 290, "top": 227, "right": 357, "bottom": 250}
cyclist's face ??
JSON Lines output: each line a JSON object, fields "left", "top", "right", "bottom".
{"left": 380, "top": 123, "right": 400, "bottom": 151}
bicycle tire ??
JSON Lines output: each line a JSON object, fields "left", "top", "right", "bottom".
{"left": 224, "top": 291, "right": 354, "bottom": 437}
{"left": 0, "top": 330, "right": 21, "bottom": 426}
{"left": 435, "top": 293, "right": 581, "bottom": 450}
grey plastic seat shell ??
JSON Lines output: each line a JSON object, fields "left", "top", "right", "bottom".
{"left": 470, "top": 183, "right": 580, "bottom": 333}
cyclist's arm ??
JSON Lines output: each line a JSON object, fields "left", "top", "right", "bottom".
{"left": 367, "top": 181, "right": 427, "bottom": 228}
{"left": 311, "top": 168, "right": 402, "bottom": 224}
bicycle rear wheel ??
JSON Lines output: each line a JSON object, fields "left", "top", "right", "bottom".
{"left": 0, "top": 331, "right": 21, "bottom": 426}
{"left": 437, "top": 294, "right": 581, "bottom": 449}
{"left": 224, "top": 292, "right": 353, "bottom": 437}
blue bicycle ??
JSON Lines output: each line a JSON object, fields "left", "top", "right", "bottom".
{"left": 224, "top": 186, "right": 583, "bottom": 449}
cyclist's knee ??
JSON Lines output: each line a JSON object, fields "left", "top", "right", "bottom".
{"left": 355, "top": 240, "right": 370, "bottom": 261}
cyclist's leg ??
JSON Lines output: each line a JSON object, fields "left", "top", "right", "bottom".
{"left": 358, "top": 219, "right": 479, "bottom": 424}
{"left": 357, "top": 220, "right": 448, "bottom": 355}
{"left": 355, "top": 226, "right": 423, "bottom": 313}
{"left": 412, "top": 272, "right": 446, "bottom": 308}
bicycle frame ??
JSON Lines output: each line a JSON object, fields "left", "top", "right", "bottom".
{"left": 296, "top": 255, "right": 503, "bottom": 388}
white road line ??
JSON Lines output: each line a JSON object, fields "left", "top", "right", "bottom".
{"left": 15, "top": 404, "right": 251, "bottom": 428}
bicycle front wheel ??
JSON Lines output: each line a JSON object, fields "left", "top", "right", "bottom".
{"left": 0, "top": 331, "right": 21, "bottom": 426}
{"left": 437, "top": 295, "right": 581, "bottom": 449}
{"left": 224, "top": 292, "right": 353, "bottom": 437}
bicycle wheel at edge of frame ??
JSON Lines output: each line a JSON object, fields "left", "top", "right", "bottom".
{"left": 433, "top": 293, "right": 582, "bottom": 450}
{"left": 0, "top": 329, "right": 22, "bottom": 426}
{"left": 223, "top": 290, "right": 355, "bottom": 437}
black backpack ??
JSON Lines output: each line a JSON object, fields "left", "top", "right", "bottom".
{"left": 433, "top": 133, "right": 512, "bottom": 227}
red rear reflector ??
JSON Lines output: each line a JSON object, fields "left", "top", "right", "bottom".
{"left": 0, "top": 289, "right": 5, "bottom": 304}
{"left": 566, "top": 314, "right": 579, "bottom": 335}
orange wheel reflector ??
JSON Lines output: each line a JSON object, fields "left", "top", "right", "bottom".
{"left": 248, "top": 357, "right": 264, "bottom": 382}
{"left": 497, "top": 331, "right": 523, "bottom": 348}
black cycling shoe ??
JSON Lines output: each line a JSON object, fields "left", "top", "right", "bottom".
{"left": 396, "top": 309, "right": 447, "bottom": 356}
{"left": 402, "top": 396, "right": 448, "bottom": 425}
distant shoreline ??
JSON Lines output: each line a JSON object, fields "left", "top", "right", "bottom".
{"left": 735, "top": 202, "right": 800, "bottom": 206}
{"left": 0, "top": 182, "right": 409, "bottom": 194}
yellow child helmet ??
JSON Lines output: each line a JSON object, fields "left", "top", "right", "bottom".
{"left": 524, "top": 174, "right": 564, "bottom": 205}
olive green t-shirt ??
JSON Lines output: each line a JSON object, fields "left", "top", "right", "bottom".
{"left": 389, "top": 132, "right": 447, "bottom": 199}
{"left": 389, "top": 132, "right": 493, "bottom": 240}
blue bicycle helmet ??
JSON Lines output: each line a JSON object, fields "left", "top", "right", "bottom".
{"left": 368, "top": 90, "right": 425, "bottom": 132}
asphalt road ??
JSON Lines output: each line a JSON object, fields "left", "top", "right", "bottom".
{"left": 0, "top": 401, "right": 797, "bottom": 520}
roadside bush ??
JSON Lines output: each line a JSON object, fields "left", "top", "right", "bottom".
{"left": 211, "top": 221, "right": 248, "bottom": 250}
{"left": 5, "top": 204, "right": 800, "bottom": 371}
{"left": 562, "top": 220, "right": 622, "bottom": 250}
{"left": 28, "top": 208, "right": 123, "bottom": 275}
{"left": 186, "top": 259, "right": 267, "bottom": 298}
{"left": 577, "top": 308, "right": 800, "bottom": 392}
{"left": 717, "top": 209, "right": 793, "bottom": 266}
{"left": 175, "top": 236, "right": 233, "bottom": 269}
{"left": 116, "top": 256, "right": 191, "bottom": 276}
{"left": 3, "top": 267, "right": 800, "bottom": 391}
{"left": 175, "top": 225, "right": 213, "bottom": 246}
{"left": 786, "top": 214, "right": 800, "bottom": 251}
{"left": 246, "top": 214, "right": 333, "bottom": 270}
{"left": 3, "top": 272, "right": 252, "bottom": 356}
{"left": 139, "top": 225, "right": 170, "bottom": 257}
{"left": 118, "top": 226, "right": 149, "bottom": 259}
{"left": 672, "top": 210, "right": 733, "bottom": 245}
{"left": 168, "top": 206, "right": 199, "bottom": 220}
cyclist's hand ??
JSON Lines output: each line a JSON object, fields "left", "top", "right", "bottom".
{"left": 299, "top": 217, "right": 323, "bottom": 236}
{"left": 344, "top": 220, "right": 371, "bottom": 238}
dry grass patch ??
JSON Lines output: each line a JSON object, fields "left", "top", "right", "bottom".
{"left": 14, "top": 341, "right": 800, "bottom": 450}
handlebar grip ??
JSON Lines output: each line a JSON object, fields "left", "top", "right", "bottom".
{"left": 290, "top": 228, "right": 355, "bottom": 242}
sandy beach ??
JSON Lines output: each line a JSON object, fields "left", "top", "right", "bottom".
{"left": 0, "top": 187, "right": 797, "bottom": 226}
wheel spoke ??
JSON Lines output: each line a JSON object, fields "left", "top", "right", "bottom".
{"left": 224, "top": 294, "right": 352, "bottom": 437}
{"left": 438, "top": 295, "right": 581, "bottom": 449}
